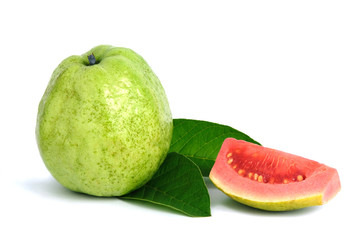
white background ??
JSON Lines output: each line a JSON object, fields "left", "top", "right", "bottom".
{"left": 1, "top": 0, "right": 359, "bottom": 239}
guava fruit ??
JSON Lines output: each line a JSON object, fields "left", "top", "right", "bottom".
{"left": 209, "top": 138, "right": 341, "bottom": 211}
{"left": 36, "top": 45, "right": 173, "bottom": 197}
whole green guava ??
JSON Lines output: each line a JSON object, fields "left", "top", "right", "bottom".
{"left": 36, "top": 45, "right": 173, "bottom": 196}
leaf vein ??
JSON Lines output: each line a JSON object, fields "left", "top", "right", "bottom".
{"left": 170, "top": 120, "right": 204, "bottom": 148}
{"left": 175, "top": 125, "right": 222, "bottom": 153}
{"left": 141, "top": 184, "right": 209, "bottom": 215}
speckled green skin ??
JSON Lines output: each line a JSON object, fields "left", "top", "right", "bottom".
{"left": 36, "top": 45, "right": 173, "bottom": 196}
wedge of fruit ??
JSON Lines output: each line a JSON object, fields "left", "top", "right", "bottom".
{"left": 209, "top": 138, "right": 341, "bottom": 211}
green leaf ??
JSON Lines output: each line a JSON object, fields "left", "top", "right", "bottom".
{"left": 169, "top": 118, "right": 260, "bottom": 176}
{"left": 120, "top": 152, "right": 211, "bottom": 217}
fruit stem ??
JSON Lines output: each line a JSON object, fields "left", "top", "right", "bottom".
{"left": 88, "top": 53, "right": 96, "bottom": 66}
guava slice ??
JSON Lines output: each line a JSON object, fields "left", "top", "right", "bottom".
{"left": 209, "top": 138, "right": 341, "bottom": 211}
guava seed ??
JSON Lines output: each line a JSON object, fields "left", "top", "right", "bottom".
{"left": 226, "top": 150, "right": 307, "bottom": 184}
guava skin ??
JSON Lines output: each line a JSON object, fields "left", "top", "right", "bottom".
{"left": 36, "top": 45, "right": 173, "bottom": 197}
